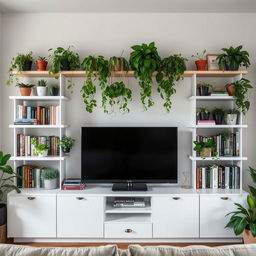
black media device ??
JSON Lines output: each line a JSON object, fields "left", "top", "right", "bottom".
{"left": 81, "top": 127, "right": 178, "bottom": 191}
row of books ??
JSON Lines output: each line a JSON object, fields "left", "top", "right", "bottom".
{"left": 196, "top": 165, "right": 240, "bottom": 189}
{"left": 16, "top": 105, "right": 60, "bottom": 125}
{"left": 196, "top": 132, "right": 240, "bottom": 157}
{"left": 17, "top": 134, "right": 60, "bottom": 156}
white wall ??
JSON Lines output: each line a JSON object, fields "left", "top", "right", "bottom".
{"left": 1, "top": 13, "right": 256, "bottom": 187}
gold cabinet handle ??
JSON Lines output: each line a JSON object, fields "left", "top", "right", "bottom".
{"left": 125, "top": 229, "right": 133, "bottom": 233}
{"left": 220, "top": 197, "right": 229, "bottom": 200}
{"left": 76, "top": 197, "right": 85, "bottom": 200}
{"left": 172, "top": 197, "right": 181, "bottom": 200}
{"left": 27, "top": 196, "right": 35, "bottom": 200}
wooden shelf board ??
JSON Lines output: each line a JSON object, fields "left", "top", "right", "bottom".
{"left": 10, "top": 156, "right": 67, "bottom": 161}
{"left": 9, "top": 96, "right": 68, "bottom": 101}
{"left": 9, "top": 124, "right": 68, "bottom": 128}
{"left": 189, "top": 156, "right": 247, "bottom": 161}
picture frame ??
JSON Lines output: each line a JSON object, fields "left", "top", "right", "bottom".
{"left": 207, "top": 54, "right": 220, "bottom": 71}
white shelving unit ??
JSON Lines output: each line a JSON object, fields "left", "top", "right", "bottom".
{"left": 189, "top": 72, "right": 247, "bottom": 191}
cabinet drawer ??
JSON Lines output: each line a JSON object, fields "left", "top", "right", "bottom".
{"left": 105, "top": 223, "right": 152, "bottom": 238}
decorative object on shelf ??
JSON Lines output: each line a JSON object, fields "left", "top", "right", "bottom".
{"left": 42, "top": 168, "right": 59, "bottom": 190}
{"left": 108, "top": 56, "right": 129, "bottom": 71}
{"left": 197, "top": 82, "right": 212, "bottom": 96}
{"left": 225, "top": 167, "right": 256, "bottom": 243}
{"left": 225, "top": 83, "right": 235, "bottom": 96}
{"left": 212, "top": 108, "right": 224, "bottom": 125}
{"left": 31, "top": 138, "right": 49, "bottom": 157}
{"left": 6, "top": 51, "right": 33, "bottom": 85}
{"left": 225, "top": 109, "right": 239, "bottom": 125}
{"left": 156, "top": 54, "right": 187, "bottom": 112}
{"left": 48, "top": 46, "right": 80, "bottom": 75}
{"left": 58, "top": 136, "right": 75, "bottom": 154}
{"left": 129, "top": 42, "right": 161, "bottom": 110}
{"left": 15, "top": 83, "right": 34, "bottom": 96}
{"left": 217, "top": 45, "right": 250, "bottom": 71}
{"left": 181, "top": 171, "right": 192, "bottom": 189}
{"left": 193, "top": 138, "right": 217, "bottom": 157}
{"left": 35, "top": 56, "right": 48, "bottom": 71}
{"left": 227, "top": 78, "right": 253, "bottom": 115}
{"left": 37, "top": 79, "right": 48, "bottom": 96}
{"left": 197, "top": 107, "right": 210, "bottom": 120}
{"left": 191, "top": 50, "right": 207, "bottom": 71}
{"left": 50, "top": 84, "right": 59, "bottom": 96}
{"left": 102, "top": 81, "right": 132, "bottom": 114}
{"left": 207, "top": 54, "right": 220, "bottom": 71}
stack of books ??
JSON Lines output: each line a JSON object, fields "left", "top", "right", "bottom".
{"left": 197, "top": 120, "right": 216, "bottom": 125}
{"left": 14, "top": 118, "right": 37, "bottom": 125}
{"left": 62, "top": 179, "right": 85, "bottom": 190}
{"left": 210, "top": 91, "right": 229, "bottom": 96}
{"left": 113, "top": 197, "right": 146, "bottom": 208}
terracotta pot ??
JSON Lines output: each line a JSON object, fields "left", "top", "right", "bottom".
{"left": 195, "top": 60, "right": 207, "bottom": 71}
{"left": 200, "top": 148, "right": 212, "bottom": 157}
{"left": 36, "top": 60, "right": 48, "bottom": 71}
{"left": 226, "top": 84, "right": 235, "bottom": 96}
{"left": 20, "top": 87, "right": 32, "bottom": 96}
{"left": 0, "top": 224, "right": 6, "bottom": 243}
{"left": 243, "top": 229, "right": 256, "bottom": 244}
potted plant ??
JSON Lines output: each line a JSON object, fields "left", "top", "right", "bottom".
{"left": 193, "top": 138, "right": 217, "bottom": 157}
{"left": 109, "top": 56, "right": 129, "bottom": 71}
{"left": 226, "top": 78, "right": 252, "bottom": 115}
{"left": 59, "top": 136, "right": 75, "bottom": 154}
{"left": 50, "top": 84, "right": 59, "bottom": 96}
{"left": 197, "top": 82, "right": 212, "bottom": 96}
{"left": 129, "top": 42, "right": 161, "bottom": 110}
{"left": 16, "top": 83, "right": 34, "bottom": 96}
{"left": 212, "top": 108, "right": 225, "bottom": 124}
{"left": 225, "top": 109, "right": 239, "bottom": 125}
{"left": 6, "top": 51, "right": 33, "bottom": 85}
{"left": 102, "top": 81, "right": 132, "bottom": 113}
{"left": 0, "top": 151, "right": 21, "bottom": 242}
{"left": 217, "top": 45, "right": 250, "bottom": 71}
{"left": 225, "top": 167, "right": 256, "bottom": 243}
{"left": 42, "top": 168, "right": 59, "bottom": 190}
{"left": 37, "top": 79, "right": 48, "bottom": 96}
{"left": 156, "top": 54, "right": 187, "bottom": 112}
{"left": 191, "top": 50, "right": 207, "bottom": 71}
{"left": 31, "top": 138, "right": 49, "bottom": 157}
{"left": 197, "top": 107, "right": 210, "bottom": 120}
{"left": 36, "top": 56, "right": 48, "bottom": 71}
{"left": 48, "top": 46, "right": 80, "bottom": 75}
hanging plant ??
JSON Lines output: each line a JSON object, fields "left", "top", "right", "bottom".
{"left": 129, "top": 42, "right": 161, "bottom": 110}
{"left": 102, "top": 81, "right": 132, "bottom": 114}
{"left": 156, "top": 54, "right": 187, "bottom": 112}
{"left": 80, "top": 56, "right": 109, "bottom": 113}
{"left": 109, "top": 56, "right": 129, "bottom": 72}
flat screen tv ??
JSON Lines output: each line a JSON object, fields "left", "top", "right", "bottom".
{"left": 81, "top": 127, "right": 177, "bottom": 191}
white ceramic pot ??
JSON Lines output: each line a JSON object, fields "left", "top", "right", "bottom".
{"left": 38, "top": 150, "right": 48, "bottom": 157}
{"left": 44, "top": 178, "right": 58, "bottom": 190}
{"left": 226, "top": 114, "right": 238, "bottom": 125}
{"left": 37, "top": 87, "right": 48, "bottom": 96}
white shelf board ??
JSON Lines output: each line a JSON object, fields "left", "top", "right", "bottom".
{"left": 9, "top": 124, "right": 68, "bottom": 128}
{"left": 189, "top": 156, "right": 247, "bottom": 161}
{"left": 9, "top": 96, "right": 68, "bottom": 101}
{"left": 197, "top": 189, "right": 246, "bottom": 195}
{"left": 105, "top": 203, "right": 152, "bottom": 214}
{"left": 105, "top": 214, "right": 151, "bottom": 223}
{"left": 189, "top": 96, "right": 234, "bottom": 100}
{"left": 189, "top": 125, "right": 247, "bottom": 129}
{"left": 10, "top": 156, "right": 67, "bottom": 161}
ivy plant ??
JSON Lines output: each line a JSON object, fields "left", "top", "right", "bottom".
{"left": 129, "top": 42, "right": 161, "bottom": 110}
{"left": 156, "top": 54, "right": 187, "bottom": 112}
{"left": 102, "top": 82, "right": 132, "bottom": 114}
{"left": 109, "top": 56, "right": 129, "bottom": 71}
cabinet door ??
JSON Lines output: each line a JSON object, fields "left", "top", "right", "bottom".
{"left": 57, "top": 195, "right": 104, "bottom": 238}
{"left": 7, "top": 194, "right": 56, "bottom": 238}
{"left": 200, "top": 194, "right": 247, "bottom": 238}
{"left": 152, "top": 195, "right": 199, "bottom": 238}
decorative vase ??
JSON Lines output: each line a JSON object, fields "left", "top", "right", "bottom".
{"left": 44, "top": 178, "right": 58, "bottom": 190}
{"left": 226, "top": 85, "right": 235, "bottom": 96}
{"left": 200, "top": 148, "right": 212, "bottom": 158}
{"left": 36, "top": 60, "right": 48, "bottom": 71}
{"left": 22, "top": 60, "right": 32, "bottom": 71}
{"left": 37, "top": 87, "right": 48, "bottom": 96}
{"left": 0, "top": 204, "right": 7, "bottom": 226}
{"left": 20, "top": 87, "right": 32, "bottom": 96}
{"left": 38, "top": 150, "right": 48, "bottom": 157}
{"left": 243, "top": 230, "right": 256, "bottom": 244}
{"left": 198, "top": 86, "right": 209, "bottom": 96}
{"left": 199, "top": 112, "right": 210, "bottom": 120}
{"left": 62, "top": 148, "right": 70, "bottom": 154}
{"left": 60, "top": 59, "right": 70, "bottom": 71}
{"left": 213, "top": 114, "right": 223, "bottom": 125}
{"left": 226, "top": 114, "right": 238, "bottom": 125}
{"left": 50, "top": 87, "right": 59, "bottom": 96}
{"left": 195, "top": 60, "right": 207, "bottom": 71}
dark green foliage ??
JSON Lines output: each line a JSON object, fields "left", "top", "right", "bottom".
{"left": 156, "top": 54, "right": 187, "bottom": 112}
{"left": 129, "top": 42, "right": 161, "bottom": 110}
{"left": 193, "top": 138, "right": 217, "bottom": 156}
{"left": 212, "top": 108, "right": 225, "bottom": 116}
{"left": 109, "top": 56, "right": 129, "bottom": 72}
{"left": 15, "top": 83, "right": 34, "bottom": 88}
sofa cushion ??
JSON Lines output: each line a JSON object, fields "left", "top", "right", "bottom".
{"left": 129, "top": 244, "right": 256, "bottom": 256}
{"left": 0, "top": 244, "right": 118, "bottom": 256}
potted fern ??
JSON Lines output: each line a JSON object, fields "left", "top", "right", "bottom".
{"left": 37, "top": 79, "right": 48, "bottom": 96}
{"left": 42, "top": 168, "right": 59, "bottom": 190}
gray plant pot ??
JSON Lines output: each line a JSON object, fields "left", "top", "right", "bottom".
{"left": 44, "top": 178, "right": 58, "bottom": 190}
{"left": 226, "top": 114, "right": 238, "bottom": 125}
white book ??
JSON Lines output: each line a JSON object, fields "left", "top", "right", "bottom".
{"left": 236, "top": 131, "right": 240, "bottom": 156}
{"left": 35, "top": 168, "right": 41, "bottom": 189}
{"left": 225, "top": 166, "right": 230, "bottom": 189}
{"left": 201, "top": 167, "right": 206, "bottom": 189}
{"left": 212, "top": 166, "right": 218, "bottom": 189}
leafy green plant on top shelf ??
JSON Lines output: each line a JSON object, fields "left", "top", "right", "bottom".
{"left": 217, "top": 45, "right": 250, "bottom": 71}
{"left": 102, "top": 81, "right": 132, "bottom": 114}
{"left": 156, "top": 54, "right": 187, "bottom": 112}
{"left": 193, "top": 138, "right": 217, "bottom": 158}
{"left": 58, "top": 136, "right": 75, "bottom": 154}
{"left": 80, "top": 56, "right": 109, "bottom": 113}
{"left": 6, "top": 51, "right": 33, "bottom": 86}
{"left": 129, "top": 42, "right": 161, "bottom": 110}
{"left": 109, "top": 56, "right": 129, "bottom": 72}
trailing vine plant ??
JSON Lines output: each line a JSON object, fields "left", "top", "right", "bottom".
{"left": 109, "top": 56, "right": 129, "bottom": 72}
{"left": 102, "top": 81, "right": 132, "bottom": 114}
{"left": 129, "top": 42, "right": 161, "bottom": 110}
{"left": 156, "top": 54, "right": 187, "bottom": 112}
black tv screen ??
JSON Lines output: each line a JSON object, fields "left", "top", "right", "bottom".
{"left": 81, "top": 127, "right": 177, "bottom": 183}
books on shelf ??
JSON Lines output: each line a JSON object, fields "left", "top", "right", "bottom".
{"left": 197, "top": 120, "right": 216, "bottom": 125}
{"left": 16, "top": 104, "right": 60, "bottom": 125}
{"left": 196, "top": 165, "right": 240, "bottom": 189}
{"left": 61, "top": 179, "right": 85, "bottom": 190}
{"left": 210, "top": 91, "right": 229, "bottom": 96}
{"left": 14, "top": 118, "right": 37, "bottom": 125}
{"left": 17, "top": 134, "right": 59, "bottom": 156}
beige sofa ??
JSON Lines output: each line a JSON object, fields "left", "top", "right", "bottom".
{"left": 1, "top": 244, "right": 256, "bottom": 256}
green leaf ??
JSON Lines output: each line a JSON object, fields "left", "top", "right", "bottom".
{"left": 250, "top": 223, "right": 256, "bottom": 237}
{"left": 234, "top": 217, "right": 247, "bottom": 235}
{"left": 247, "top": 195, "right": 256, "bottom": 210}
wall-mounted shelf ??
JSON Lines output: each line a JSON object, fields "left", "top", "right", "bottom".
{"left": 10, "top": 156, "right": 67, "bottom": 161}
{"left": 9, "top": 124, "right": 68, "bottom": 128}
{"left": 189, "top": 125, "right": 248, "bottom": 129}
{"left": 9, "top": 96, "right": 69, "bottom": 101}
{"left": 189, "top": 96, "right": 235, "bottom": 101}
{"left": 189, "top": 156, "right": 247, "bottom": 161}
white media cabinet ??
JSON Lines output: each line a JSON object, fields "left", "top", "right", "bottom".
{"left": 7, "top": 185, "right": 247, "bottom": 243}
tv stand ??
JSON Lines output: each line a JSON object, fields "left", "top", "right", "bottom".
{"left": 112, "top": 182, "right": 148, "bottom": 191}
